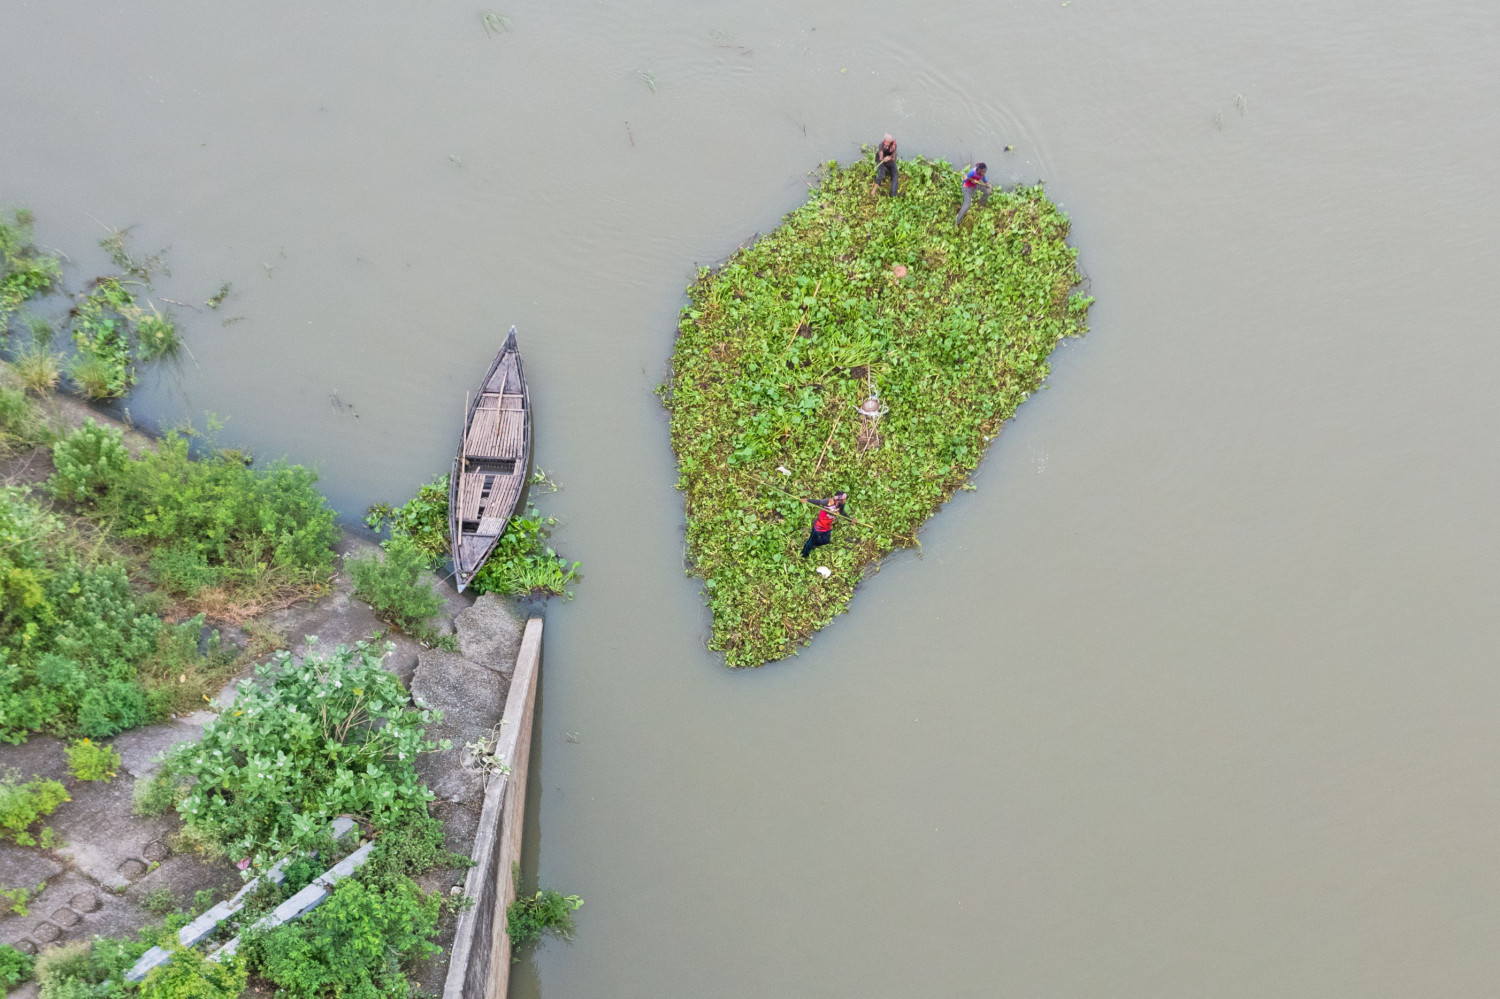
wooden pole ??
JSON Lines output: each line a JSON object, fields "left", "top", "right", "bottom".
{"left": 811, "top": 409, "right": 845, "bottom": 477}
{"left": 752, "top": 475, "right": 918, "bottom": 544}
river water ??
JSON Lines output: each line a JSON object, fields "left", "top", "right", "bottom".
{"left": 5, "top": 0, "right": 1500, "bottom": 994}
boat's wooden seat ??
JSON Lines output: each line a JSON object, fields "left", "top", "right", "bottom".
{"left": 465, "top": 394, "right": 526, "bottom": 459}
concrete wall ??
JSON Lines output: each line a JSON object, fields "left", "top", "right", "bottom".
{"left": 443, "top": 615, "right": 543, "bottom": 999}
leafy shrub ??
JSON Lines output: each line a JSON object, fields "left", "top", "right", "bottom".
{"left": 0, "top": 382, "right": 39, "bottom": 447}
{"left": 506, "top": 884, "right": 584, "bottom": 950}
{"left": 35, "top": 936, "right": 148, "bottom": 999}
{"left": 0, "top": 487, "right": 179, "bottom": 743}
{"left": 139, "top": 946, "right": 246, "bottom": 999}
{"left": 94, "top": 429, "right": 339, "bottom": 597}
{"left": 0, "top": 941, "right": 36, "bottom": 990}
{"left": 65, "top": 737, "right": 121, "bottom": 781}
{"left": 0, "top": 773, "right": 68, "bottom": 846}
{"left": 51, "top": 419, "right": 130, "bottom": 504}
{"left": 167, "top": 642, "right": 447, "bottom": 870}
{"left": 247, "top": 877, "right": 441, "bottom": 998}
{"left": 348, "top": 534, "right": 445, "bottom": 641}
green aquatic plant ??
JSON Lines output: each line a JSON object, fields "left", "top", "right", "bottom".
{"left": 0, "top": 209, "right": 60, "bottom": 331}
{"left": 366, "top": 470, "right": 581, "bottom": 597}
{"left": 505, "top": 865, "right": 582, "bottom": 951}
{"left": 664, "top": 154, "right": 1092, "bottom": 667}
{"left": 134, "top": 305, "right": 180, "bottom": 361}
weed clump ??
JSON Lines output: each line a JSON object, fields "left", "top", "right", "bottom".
{"left": 0, "top": 209, "right": 60, "bottom": 332}
{"left": 0, "top": 941, "right": 35, "bottom": 990}
{"left": 505, "top": 881, "right": 583, "bottom": 951}
{"left": 347, "top": 533, "right": 447, "bottom": 642}
{"left": 49, "top": 419, "right": 339, "bottom": 605}
{"left": 65, "top": 737, "right": 121, "bottom": 782}
{"left": 0, "top": 773, "right": 69, "bottom": 846}
{"left": 664, "top": 155, "right": 1092, "bottom": 666}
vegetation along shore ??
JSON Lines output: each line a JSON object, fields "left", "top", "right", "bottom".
{"left": 664, "top": 154, "right": 1092, "bottom": 667}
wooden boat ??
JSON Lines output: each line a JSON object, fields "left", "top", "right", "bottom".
{"left": 450, "top": 326, "right": 532, "bottom": 592}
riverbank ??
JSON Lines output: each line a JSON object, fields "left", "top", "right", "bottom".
{"left": 664, "top": 155, "right": 1092, "bottom": 667}
{"left": 0, "top": 370, "right": 534, "bottom": 997}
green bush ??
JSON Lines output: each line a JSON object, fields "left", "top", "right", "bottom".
{"left": 65, "top": 737, "right": 122, "bottom": 781}
{"left": 167, "top": 642, "right": 447, "bottom": 870}
{"left": 0, "top": 383, "right": 39, "bottom": 446}
{"left": 505, "top": 885, "right": 583, "bottom": 950}
{"left": 0, "top": 773, "right": 68, "bottom": 846}
{"left": 96, "top": 429, "right": 339, "bottom": 597}
{"left": 348, "top": 534, "right": 445, "bottom": 641}
{"left": 139, "top": 947, "right": 246, "bottom": 999}
{"left": 35, "top": 936, "right": 148, "bottom": 999}
{"left": 0, "top": 487, "right": 199, "bottom": 743}
{"left": 0, "top": 941, "right": 37, "bottom": 990}
{"left": 248, "top": 877, "right": 441, "bottom": 998}
{"left": 51, "top": 419, "right": 131, "bottom": 504}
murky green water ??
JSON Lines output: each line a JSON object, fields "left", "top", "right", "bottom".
{"left": 5, "top": 0, "right": 1500, "bottom": 994}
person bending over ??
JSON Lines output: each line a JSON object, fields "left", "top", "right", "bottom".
{"left": 956, "top": 162, "right": 992, "bottom": 224}
{"left": 801, "top": 492, "right": 848, "bottom": 559}
{"left": 872, "top": 134, "right": 898, "bottom": 196}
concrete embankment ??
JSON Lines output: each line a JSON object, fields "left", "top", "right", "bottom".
{"left": 442, "top": 616, "right": 543, "bottom": 999}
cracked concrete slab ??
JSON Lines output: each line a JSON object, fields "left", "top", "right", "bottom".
{"left": 455, "top": 593, "right": 525, "bottom": 678}
{"left": 410, "top": 650, "right": 508, "bottom": 808}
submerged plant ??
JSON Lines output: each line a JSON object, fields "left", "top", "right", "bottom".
{"left": 664, "top": 155, "right": 1092, "bottom": 666}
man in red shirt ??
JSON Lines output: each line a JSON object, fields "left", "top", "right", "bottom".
{"left": 956, "top": 162, "right": 993, "bottom": 225}
{"left": 800, "top": 492, "right": 849, "bottom": 559}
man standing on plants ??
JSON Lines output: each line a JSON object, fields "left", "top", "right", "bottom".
{"left": 872, "top": 134, "right": 898, "bottom": 196}
{"left": 956, "top": 162, "right": 993, "bottom": 225}
{"left": 800, "top": 492, "right": 848, "bottom": 559}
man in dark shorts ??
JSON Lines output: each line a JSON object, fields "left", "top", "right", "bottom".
{"left": 872, "top": 134, "right": 898, "bottom": 196}
{"left": 800, "top": 492, "right": 848, "bottom": 559}
{"left": 956, "top": 162, "right": 993, "bottom": 225}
